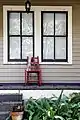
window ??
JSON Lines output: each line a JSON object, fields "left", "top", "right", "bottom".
{"left": 7, "top": 11, "right": 34, "bottom": 62}
{"left": 3, "top": 6, "right": 72, "bottom": 64}
{"left": 41, "top": 11, "right": 68, "bottom": 62}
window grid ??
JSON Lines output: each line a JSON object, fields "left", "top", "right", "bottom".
{"left": 41, "top": 11, "right": 68, "bottom": 62}
{"left": 7, "top": 11, "right": 34, "bottom": 62}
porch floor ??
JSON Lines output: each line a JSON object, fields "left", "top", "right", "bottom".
{"left": 0, "top": 83, "right": 80, "bottom": 90}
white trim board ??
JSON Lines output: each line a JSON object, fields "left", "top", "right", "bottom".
{"left": 3, "top": 6, "right": 72, "bottom": 64}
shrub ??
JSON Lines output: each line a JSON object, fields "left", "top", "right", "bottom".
{"left": 24, "top": 90, "right": 80, "bottom": 120}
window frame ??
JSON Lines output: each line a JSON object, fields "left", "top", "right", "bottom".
{"left": 41, "top": 11, "right": 68, "bottom": 62}
{"left": 7, "top": 11, "right": 34, "bottom": 62}
{"left": 3, "top": 6, "right": 72, "bottom": 64}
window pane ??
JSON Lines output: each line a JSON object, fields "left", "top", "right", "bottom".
{"left": 9, "top": 13, "right": 20, "bottom": 35}
{"left": 10, "top": 37, "right": 20, "bottom": 59}
{"left": 55, "top": 37, "right": 66, "bottom": 59}
{"left": 43, "top": 13, "right": 54, "bottom": 35}
{"left": 22, "top": 37, "right": 33, "bottom": 59}
{"left": 43, "top": 37, "right": 54, "bottom": 59}
{"left": 55, "top": 13, "right": 66, "bottom": 35}
{"left": 22, "top": 13, "right": 33, "bottom": 35}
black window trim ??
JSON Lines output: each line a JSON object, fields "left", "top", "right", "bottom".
{"left": 7, "top": 11, "right": 34, "bottom": 62}
{"left": 41, "top": 11, "right": 68, "bottom": 62}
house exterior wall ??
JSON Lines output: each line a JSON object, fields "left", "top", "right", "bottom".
{"left": 0, "top": 0, "right": 80, "bottom": 83}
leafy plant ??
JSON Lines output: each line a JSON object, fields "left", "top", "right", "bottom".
{"left": 24, "top": 91, "right": 80, "bottom": 120}
{"left": 6, "top": 91, "right": 80, "bottom": 120}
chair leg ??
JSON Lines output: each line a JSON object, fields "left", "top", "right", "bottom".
{"left": 38, "top": 71, "right": 42, "bottom": 86}
{"left": 27, "top": 72, "right": 29, "bottom": 84}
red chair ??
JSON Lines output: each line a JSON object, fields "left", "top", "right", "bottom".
{"left": 25, "top": 56, "right": 42, "bottom": 86}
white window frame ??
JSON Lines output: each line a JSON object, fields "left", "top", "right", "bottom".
{"left": 3, "top": 6, "right": 72, "bottom": 64}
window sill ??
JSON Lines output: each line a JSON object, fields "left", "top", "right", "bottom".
{"left": 3, "top": 61, "right": 72, "bottom": 65}
{"left": 40, "top": 62, "right": 72, "bottom": 65}
{"left": 3, "top": 62, "right": 27, "bottom": 65}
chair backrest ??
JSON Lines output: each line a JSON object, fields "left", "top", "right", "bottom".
{"left": 30, "top": 56, "right": 39, "bottom": 65}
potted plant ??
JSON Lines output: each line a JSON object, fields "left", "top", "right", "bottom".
{"left": 10, "top": 104, "right": 24, "bottom": 120}
{"left": 6, "top": 91, "right": 80, "bottom": 120}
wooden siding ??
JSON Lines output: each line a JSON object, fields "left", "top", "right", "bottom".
{"left": 0, "top": 0, "right": 80, "bottom": 83}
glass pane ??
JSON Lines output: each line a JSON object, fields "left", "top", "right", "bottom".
{"left": 43, "top": 13, "right": 54, "bottom": 35}
{"left": 22, "top": 13, "right": 33, "bottom": 35}
{"left": 43, "top": 37, "right": 54, "bottom": 59}
{"left": 22, "top": 37, "right": 33, "bottom": 59}
{"left": 9, "top": 13, "right": 20, "bottom": 35}
{"left": 55, "top": 13, "right": 66, "bottom": 35}
{"left": 10, "top": 37, "right": 20, "bottom": 59}
{"left": 55, "top": 37, "right": 66, "bottom": 59}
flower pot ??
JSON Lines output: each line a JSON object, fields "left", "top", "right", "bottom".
{"left": 10, "top": 112, "right": 23, "bottom": 120}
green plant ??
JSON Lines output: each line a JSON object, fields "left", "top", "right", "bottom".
{"left": 24, "top": 91, "right": 80, "bottom": 120}
{"left": 6, "top": 91, "right": 80, "bottom": 120}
